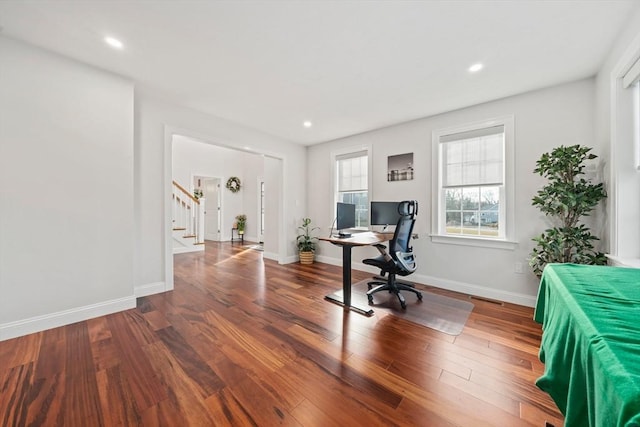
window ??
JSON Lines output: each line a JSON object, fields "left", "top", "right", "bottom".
{"left": 432, "top": 116, "right": 515, "bottom": 248}
{"left": 611, "top": 48, "right": 640, "bottom": 257}
{"left": 335, "top": 150, "right": 369, "bottom": 228}
{"left": 623, "top": 56, "right": 640, "bottom": 168}
{"left": 634, "top": 81, "right": 640, "bottom": 170}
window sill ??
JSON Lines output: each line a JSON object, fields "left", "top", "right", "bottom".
{"left": 430, "top": 234, "right": 518, "bottom": 250}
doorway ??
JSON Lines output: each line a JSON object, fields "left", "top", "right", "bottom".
{"left": 194, "top": 176, "right": 221, "bottom": 241}
{"left": 166, "top": 131, "right": 285, "bottom": 292}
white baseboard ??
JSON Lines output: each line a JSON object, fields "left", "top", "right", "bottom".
{"left": 315, "top": 255, "right": 342, "bottom": 267}
{"left": 281, "top": 255, "right": 299, "bottom": 264}
{"left": 315, "top": 256, "right": 537, "bottom": 307}
{"left": 409, "top": 272, "right": 537, "bottom": 307}
{"left": 135, "top": 281, "right": 167, "bottom": 297}
{"left": 263, "top": 251, "right": 279, "bottom": 261}
{"left": 0, "top": 295, "right": 136, "bottom": 342}
{"left": 606, "top": 254, "right": 640, "bottom": 268}
{"left": 173, "top": 245, "right": 204, "bottom": 254}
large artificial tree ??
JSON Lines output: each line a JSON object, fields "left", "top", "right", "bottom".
{"left": 529, "top": 145, "right": 607, "bottom": 277}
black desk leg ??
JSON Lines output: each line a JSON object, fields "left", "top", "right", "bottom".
{"left": 342, "top": 245, "right": 352, "bottom": 307}
{"left": 324, "top": 245, "right": 374, "bottom": 316}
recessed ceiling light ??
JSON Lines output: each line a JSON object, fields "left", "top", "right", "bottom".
{"left": 468, "top": 63, "right": 483, "bottom": 73}
{"left": 303, "top": 121, "right": 312, "bottom": 128}
{"left": 104, "top": 36, "right": 124, "bottom": 50}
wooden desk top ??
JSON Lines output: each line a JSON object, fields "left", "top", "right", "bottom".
{"left": 319, "top": 231, "right": 391, "bottom": 247}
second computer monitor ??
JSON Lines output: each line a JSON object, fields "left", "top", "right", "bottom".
{"left": 370, "top": 201, "right": 401, "bottom": 227}
{"left": 336, "top": 202, "right": 356, "bottom": 235}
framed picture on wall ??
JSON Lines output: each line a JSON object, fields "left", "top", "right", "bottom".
{"left": 387, "top": 153, "right": 414, "bottom": 181}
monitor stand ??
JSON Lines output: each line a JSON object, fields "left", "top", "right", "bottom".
{"left": 337, "top": 231, "right": 352, "bottom": 238}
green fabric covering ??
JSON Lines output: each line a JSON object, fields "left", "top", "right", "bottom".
{"left": 534, "top": 263, "right": 640, "bottom": 427}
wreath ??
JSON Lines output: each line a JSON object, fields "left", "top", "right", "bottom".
{"left": 226, "top": 176, "right": 242, "bottom": 193}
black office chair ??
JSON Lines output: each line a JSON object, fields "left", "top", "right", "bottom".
{"left": 363, "top": 200, "right": 422, "bottom": 309}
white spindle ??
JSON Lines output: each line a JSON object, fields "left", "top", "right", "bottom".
{"left": 186, "top": 202, "right": 192, "bottom": 236}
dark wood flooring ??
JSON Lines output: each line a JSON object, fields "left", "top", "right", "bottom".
{"left": 0, "top": 241, "right": 564, "bottom": 426}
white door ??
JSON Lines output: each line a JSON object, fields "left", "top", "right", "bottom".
{"left": 204, "top": 178, "right": 220, "bottom": 241}
{"left": 257, "top": 178, "right": 265, "bottom": 243}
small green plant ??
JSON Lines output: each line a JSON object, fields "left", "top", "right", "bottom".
{"left": 529, "top": 145, "right": 607, "bottom": 276}
{"left": 235, "top": 214, "right": 247, "bottom": 232}
{"left": 297, "top": 218, "right": 319, "bottom": 252}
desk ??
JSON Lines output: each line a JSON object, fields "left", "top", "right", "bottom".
{"left": 319, "top": 231, "right": 390, "bottom": 316}
{"left": 534, "top": 264, "right": 640, "bottom": 427}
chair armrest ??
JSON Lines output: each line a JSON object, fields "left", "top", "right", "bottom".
{"left": 373, "top": 244, "right": 392, "bottom": 261}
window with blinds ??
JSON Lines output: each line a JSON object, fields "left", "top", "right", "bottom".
{"left": 623, "top": 55, "right": 640, "bottom": 169}
{"left": 435, "top": 121, "right": 510, "bottom": 239}
{"left": 441, "top": 126, "right": 504, "bottom": 188}
{"left": 336, "top": 151, "right": 369, "bottom": 228}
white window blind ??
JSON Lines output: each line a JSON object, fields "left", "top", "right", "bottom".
{"left": 441, "top": 125, "right": 504, "bottom": 187}
{"left": 337, "top": 151, "right": 368, "bottom": 192}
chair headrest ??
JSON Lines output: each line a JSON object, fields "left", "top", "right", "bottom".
{"left": 398, "top": 200, "right": 418, "bottom": 217}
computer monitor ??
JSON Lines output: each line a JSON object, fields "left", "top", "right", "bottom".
{"left": 370, "top": 201, "right": 401, "bottom": 229}
{"left": 336, "top": 202, "right": 356, "bottom": 237}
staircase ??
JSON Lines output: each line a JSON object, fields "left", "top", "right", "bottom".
{"left": 172, "top": 180, "right": 205, "bottom": 254}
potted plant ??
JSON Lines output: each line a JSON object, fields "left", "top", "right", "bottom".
{"left": 297, "top": 217, "right": 319, "bottom": 264}
{"left": 529, "top": 144, "right": 607, "bottom": 277}
{"left": 235, "top": 214, "right": 246, "bottom": 235}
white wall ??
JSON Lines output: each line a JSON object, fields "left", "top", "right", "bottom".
{"left": 264, "top": 156, "right": 283, "bottom": 259}
{"left": 135, "top": 92, "right": 307, "bottom": 294}
{"left": 0, "top": 35, "right": 306, "bottom": 339}
{"left": 172, "top": 136, "right": 265, "bottom": 241}
{"left": 595, "top": 7, "right": 640, "bottom": 261}
{"left": 308, "top": 79, "right": 597, "bottom": 306}
{"left": 241, "top": 154, "right": 265, "bottom": 242}
{"left": 0, "top": 37, "right": 135, "bottom": 340}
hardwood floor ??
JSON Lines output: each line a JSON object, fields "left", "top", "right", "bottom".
{"left": 0, "top": 241, "right": 564, "bottom": 426}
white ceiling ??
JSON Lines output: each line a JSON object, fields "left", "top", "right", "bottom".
{"left": 0, "top": 1, "right": 637, "bottom": 145}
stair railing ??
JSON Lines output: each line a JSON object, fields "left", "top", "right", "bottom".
{"left": 172, "top": 180, "right": 204, "bottom": 244}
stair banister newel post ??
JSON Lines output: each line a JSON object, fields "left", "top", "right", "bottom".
{"left": 196, "top": 198, "right": 205, "bottom": 244}
{"left": 179, "top": 198, "right": 186, "bottom": 231}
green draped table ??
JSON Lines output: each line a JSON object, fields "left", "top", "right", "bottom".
{"left": 534, "top": 263, "right": 640, "bottom": 427}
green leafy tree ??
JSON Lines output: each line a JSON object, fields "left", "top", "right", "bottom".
{"left": 530, "top": 145, "right": 607, "bottom": 276}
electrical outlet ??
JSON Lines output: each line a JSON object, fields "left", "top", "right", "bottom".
{"left": 514, "top": 262, "right": 524, "bottom": 274}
